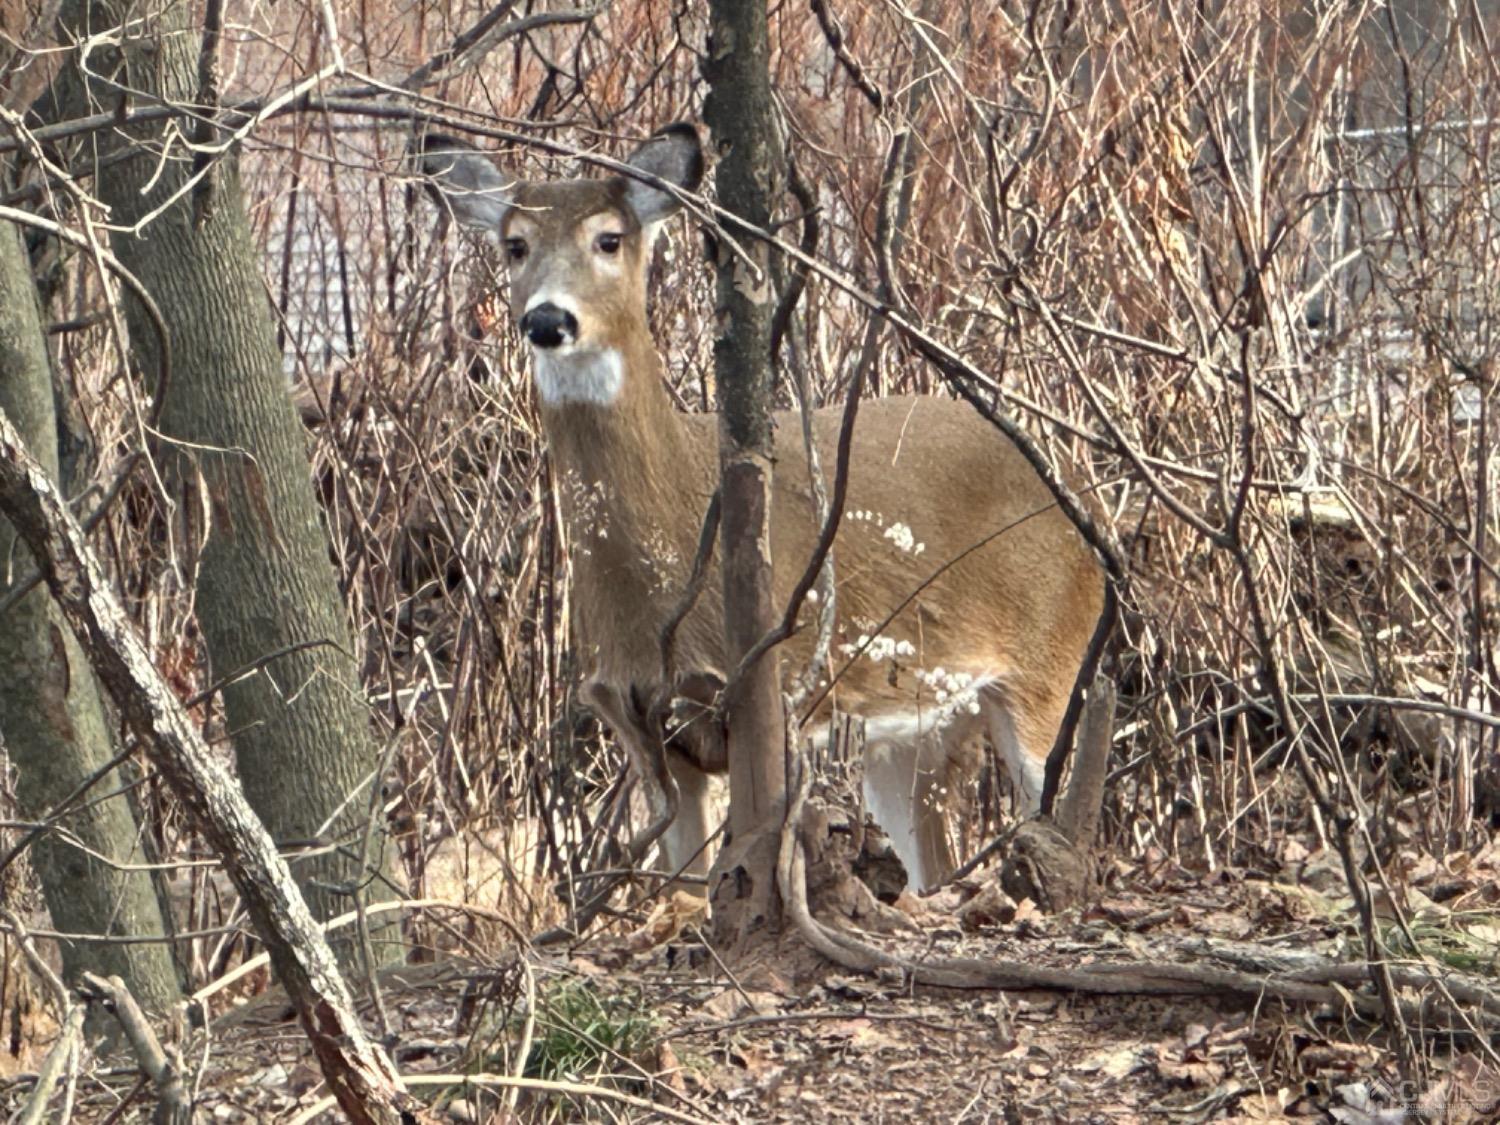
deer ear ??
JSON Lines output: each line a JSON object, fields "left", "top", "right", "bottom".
{"left": 416, "top": 134, "right": 514, "bottom": 230}
{"left": 620, "top": 123, "right": 703, "bottom": 224}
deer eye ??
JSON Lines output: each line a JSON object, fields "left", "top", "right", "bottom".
{"left": 594, "top": 232, "right": 623, "bottom": 255}
{"left": 503, "top": 238, "right": 528, "bottom": 264}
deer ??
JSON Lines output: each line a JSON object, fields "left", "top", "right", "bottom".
{"left": 418, "top": 123, "right": 1106, "bottom": 894}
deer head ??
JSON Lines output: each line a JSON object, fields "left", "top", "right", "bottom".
{"left": 418, "top": 125, "right": 703, "bottom": 407}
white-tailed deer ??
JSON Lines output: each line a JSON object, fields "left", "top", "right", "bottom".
{"left": 420, "top": 124, "right": 1105, "bottom": 892}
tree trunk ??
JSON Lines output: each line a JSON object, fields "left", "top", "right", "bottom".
{"left": 703, "top": 0, "right": 787, "bottom": 943}
{"left": 0, "top": 187, "right": 181, "bottom": 1014}
{"left": 56, "top": 0, "right": 398, "bottom": 958}
{"left": 0, "top": 416, "right": 421, "bottom": 1124}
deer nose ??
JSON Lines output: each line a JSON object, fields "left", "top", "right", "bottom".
{"left": 520, "top": 303, "right": 578, "bottom": 349}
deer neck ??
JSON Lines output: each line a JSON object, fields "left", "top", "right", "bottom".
{"left": 536, "top": 331, "right": 713, "bottom": 619}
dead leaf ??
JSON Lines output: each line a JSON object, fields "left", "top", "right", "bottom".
{"left": 1157, "top": 1054, "right": 1224, "bottom": 1086}
{"left": 622, "top": 889, "right": 707, "bottom": 952}
{"left": 1331, "top": 1079, "right": 1407, "bottom": 1124}
{"left": 958, "top": 881, "right": 1017, "bottom": 931}
{"left": 1231, "top": 1089, "right": 1295, "bottom": 1120}
{"left": 726, "top": 1041, "right": 782, "bottom": 1086}
{"left": 701, "top": 988, "right": 781, "bottom": 1022}
{"left": 1197, "top": 910, "right": 1252, "bottom": 937}
{"left": 1076, "top": 1044, "right": 1144, "bottom": 1079}
{"left": 1418, "top": 1053, "right": 1500, "bottom": 1122}
{"left": 657, "top": 1041, "right": 688, "bottom": 1095}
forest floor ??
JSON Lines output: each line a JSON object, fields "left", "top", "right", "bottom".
{"left": 13, "top": 831, "right": 1497, "bottom": 1124}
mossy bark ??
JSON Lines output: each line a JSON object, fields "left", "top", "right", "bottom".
{"left": 55, "top": 0, "right": 398, "bottom": 961}
{"left": 0, "top": 408, "right": 416, "bottom": 1124}
{"left": 0, "top": 210, "right": 181, "bottom": 1013}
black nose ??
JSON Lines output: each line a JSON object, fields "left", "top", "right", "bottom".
{"left": 520, "top": 303, "right": 578, "bottom": 349}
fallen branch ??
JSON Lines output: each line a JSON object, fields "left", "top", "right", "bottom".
{"left": 80, "top": 972, "right": 194, "bottom": 1123}
{"left": 191, "top": 895, "right": 528, "bottom": 1008}
{"left": 0, "top": 411, "right": 423, "bottom": 1124}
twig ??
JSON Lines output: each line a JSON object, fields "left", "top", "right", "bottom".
{"left": 79, "top": 973, "right": 194, "bottom": 1124}
{"left": 14, "top": 1006, "right": 84, "bottom": 1125}
{"left": 661, "top": 1008, "right": 962, "bottom": 1040}
{"left": 506, "top": 957, "right": 535, "bottom": 1115}
{"left": 0, "top": 452, "right": 145, "bottom": 618}
{"left": 797, "top": 501, "right": 1067, "bottom": 723}
{"left": 400, "top": 6, "right": 603, "bottom": 92}
{"left": 189, "top": 0, "right": 224, "bottom": 226}
{"left": 777, "top": 754, "right": 1498, "bottom": 1026}
{"left": 0, "top": 414, "right": 415, "bottom": 1122}
{"left": 0, "top": 206, "right": 172, "bottom": 428}
{"left": 290, "top": 1071, "right": 715, "bottom": 1125}
{"left": 809, "top": 0, "right": 886, "bottom": 113}
{"left": 3, "top": 910, "right": 86, "bottom": 1119}
{"left": 768, "top": 156, "right": 819, "bottom": 361}
{"left": 725, "top": 126, "right": 915, "bottom": 698}
{"left": 1, "top": 910, "right": 70, "bottom": 1013}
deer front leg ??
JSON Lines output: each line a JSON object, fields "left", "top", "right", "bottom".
{"left": 661, "top": 748, "right": 713, "bottom": 886}
{"left": 580, "top": 680, "right": 690, "bottom": 879}
{"left": 659, "top": 671, "right": 725, "bottom": 887}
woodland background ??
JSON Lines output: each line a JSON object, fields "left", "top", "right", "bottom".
{"left": 0, "top": 0, "right": 1496, "bottom": 1119}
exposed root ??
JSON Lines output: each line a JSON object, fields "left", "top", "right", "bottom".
{"left": 776, "top": 754, "right": 1500, "bottom": 1035}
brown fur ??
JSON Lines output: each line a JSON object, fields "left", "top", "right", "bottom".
{"left": 422, "top": 126, "right": 1105, "bottom": 890}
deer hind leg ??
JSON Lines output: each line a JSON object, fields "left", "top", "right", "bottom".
{"left": 862, "top": 731, "right": 954, "bottom": 893}
{"left": 980, "top": 681, "right": 1070, "bottom": 817}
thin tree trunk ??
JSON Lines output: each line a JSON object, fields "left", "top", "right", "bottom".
{"left": 56, "top": 0, "right": 398, "bottom": 956}
{"left": 0, "top": 190, "right": 181, "bottom": 1014}
{"left": 703, "top": 0, "right": 787, "bottom": 941}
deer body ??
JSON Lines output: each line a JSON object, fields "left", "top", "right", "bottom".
{"left": 422, "top": 125, "right": 1105, "bottom": 891}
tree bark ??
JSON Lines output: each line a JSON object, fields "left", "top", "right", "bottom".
{"left": 0, "top": 413, "right": 422, "bottom": 1124}
{"left": 0, "top": 192, "right": 181, "bottom": 1014}
{"left": 56, "top": 0, "right": 398, "bottom": 955}
{"left": 703, "top": 0, "right": 787, "bottom": 941}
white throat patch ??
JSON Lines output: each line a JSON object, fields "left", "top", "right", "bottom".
{"left": 531, "top": 346, "right": 624, "bottom": 407}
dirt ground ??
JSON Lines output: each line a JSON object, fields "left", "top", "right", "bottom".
{"left": 8, "top": 843, "right": 1496, "bottom": 1124}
